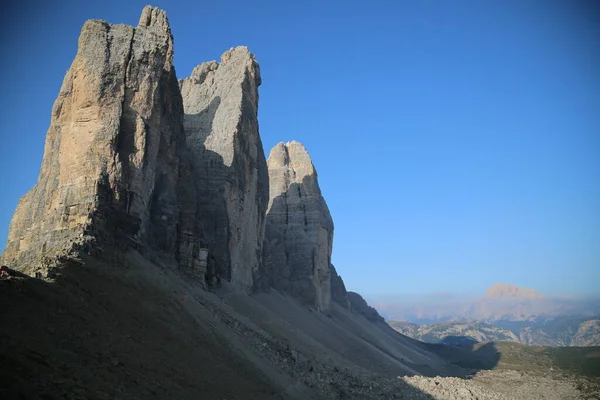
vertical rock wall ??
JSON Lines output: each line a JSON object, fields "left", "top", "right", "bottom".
{"left": 1, "top": 6, "right": 184, "bottom": 274}
{"left": 178, "top": 47, "right": 269, "bottom": 291}
{"left": 261, "top": 141, "right": 333, "bottom": 311}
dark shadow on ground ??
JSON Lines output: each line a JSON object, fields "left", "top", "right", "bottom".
{"left": 0, "top": 256, "right": 285, "bottom": 400}
{"left": 0, "top": 256, "right": 440, "bottom": 400}
{"left": 422, "top": 336, "right": 502, "bottom": 377}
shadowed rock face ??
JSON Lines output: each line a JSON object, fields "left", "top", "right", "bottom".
{"left": 261, "top": 141, "right": 333, "bottom": 311}
{"left": 1, "top": 6, "right": 184, "bottom": 273}
{"left": 178, "top": 47, "right": 268, "bottom": 291}
{"left": 331, "top": 264, "right": 350, "bottom": 308}
{"left": 348, "top": 292, "right": 386, "bottom": 323}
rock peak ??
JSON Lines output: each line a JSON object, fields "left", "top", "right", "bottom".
{"left": 1, "top": 6, "right": 181, "bottom": 273}
{"left": 485, "top": 283, "right": 544, "bottom": 299}
{"left": 178, "top": 43, "right": 268, "bottom": 291}
{"left": 138, "top": 5, "right": 170, "bottom": 32}
{"left": 266, "top": 141, "right": 320, "bottom": 210}
{"left": 221, "top": 46, "right": 254, "bottom": 63}
{"left": 261, "top": 142, "right": 333, "bottom": 311}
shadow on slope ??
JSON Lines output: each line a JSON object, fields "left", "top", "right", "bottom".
{"left": 0, "top": 255, "right": 282, "bottom": 400}
{"left": 0, "top": 254, "right": 443, "bottom": 400}
{"left": 425, "top": 338, "right": 501, "bottom": 373}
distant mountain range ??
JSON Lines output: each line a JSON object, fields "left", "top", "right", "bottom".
{"left": 374, "top": 284, "right": 600, "bottom": 323}
{"left": 376, "top": 284, "right": 600, "bottom": 347}
{"left": 388, "top": 317, "right": 600, "bottom": 347}
{"left": 388, "top": 320, "right": 519, "bottom": 345}
{"left": 485, "top": 283, "right": 544, "bottom": 299}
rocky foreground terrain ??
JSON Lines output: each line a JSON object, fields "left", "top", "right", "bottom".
{"left": 1, "top": 6, "right": 598, "bottom": 400}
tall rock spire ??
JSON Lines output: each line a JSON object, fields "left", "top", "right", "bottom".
{"left": 178, "top": 46, "right": 269, "bottom": 291}
{"left": 261, "top": 141, "right": 333, "bottom": 311}
{"left": 1, "top": 6, "right": 184, "bottom": 272}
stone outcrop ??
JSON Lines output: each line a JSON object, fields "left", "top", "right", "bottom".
{"left": 178, "top": 47, "right": 268, "bottom": 291}
{"left": 330, "top": 264, "right": 350, "bottom": 308}
{"left": 348, "top": 292, "right": 386, "bottom": 323}
{"left": 1, "top": 6, "right": 184, "bottom": 274}
{"left": 261, "top": 141, "right": 333, "bottom": 311}
{"left": 1, "top": 6, "right": 366, "bottom": 309}
{"left": 1, "top": 8, "right": 267, "bottom": 293}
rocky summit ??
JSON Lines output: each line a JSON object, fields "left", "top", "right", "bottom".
{"left": 1, "top": 7, "right": 268, "bottom": 293}
{"left": 0, "top": 6, "right": 595, "bottom": 400}
{"left": 261, "top": 141, "right": 334, "bottom": 310}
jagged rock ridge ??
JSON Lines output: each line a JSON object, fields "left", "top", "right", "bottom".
{"left": 0, "top": 8, "right": 268, "bottom": 293}
{"left": 1, "top": 5, "right": 378, "bottom": 319}
{"left": 260, "top": 141, "right": 334, "bottom": 310}
{"left": 388, "top": 320, "right": 520, "bottom": 345}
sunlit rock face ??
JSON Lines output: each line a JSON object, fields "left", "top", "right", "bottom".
{"left": 179, "top": 46, "right": 268, "bottom": 291}
{"left": 1, "top": 6, "right": 185, "bottom": 273}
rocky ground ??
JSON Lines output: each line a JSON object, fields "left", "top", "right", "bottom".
{"left": 403, "top": 370, "right": 582, "bottom": 400}
{"left": 1, "top": 254, "right": 597, "bottom": 399}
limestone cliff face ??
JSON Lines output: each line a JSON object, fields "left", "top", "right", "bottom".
{"left": 261, "top": 141, "right": 333, "bottom": 311}
{"left": 178, "top": 47, "right": 268, "bottom": 291}
{"left": 1, "top": 6, "right": 184, "bottom": 273}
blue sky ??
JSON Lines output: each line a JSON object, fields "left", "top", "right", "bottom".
{"left": 1, "top": 0, "right": 598, "bottom": 297}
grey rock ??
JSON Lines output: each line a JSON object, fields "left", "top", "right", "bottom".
{"left": 1, "top": 6, "right": 184, "bottom": 273}
{"left": 178, "top": 46, "right": 268, "bottom": 291}
{"left": 260, "top": 141, "right": 333, "bottom": 311}
{"left": 348, "top": 292, "right": 385, "bottom": 323}
{"left": 330, "top": 264, "right": 350, "bottom": 308}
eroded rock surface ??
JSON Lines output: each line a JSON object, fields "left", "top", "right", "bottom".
{"left": 178, "top": 47, "right": 268, "bottom": 291}
{"left": 1, "top": 6, "right": 184, "bottom": 274}
{"left": 261, "top": 141, "right": 333, "bottom": 310}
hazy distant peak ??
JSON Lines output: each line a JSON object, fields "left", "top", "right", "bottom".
{"left": 485, "top": 283, "right": 544, "bottom": 299}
